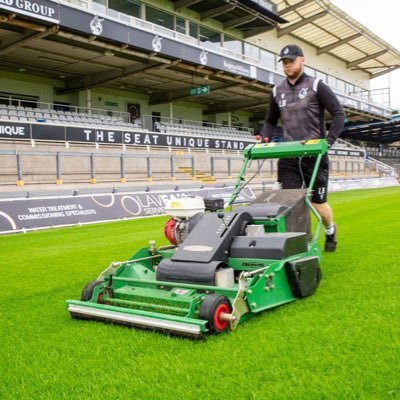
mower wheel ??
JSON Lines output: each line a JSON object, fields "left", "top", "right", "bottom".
{"left": 199, "top": 294, "right": 232, "bottom": 334}
{"left": 80, "top": 280, "right": 104, "bottom": 302}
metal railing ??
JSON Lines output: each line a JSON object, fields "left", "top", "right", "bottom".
{"left": 2, "top": 146, "right": 395, "bottom": 187}
{"left": 365, "top": 157, "right": 398, "bottom": 177}
{"left": 1, "top": 150, "right": 196, "bottom": 185}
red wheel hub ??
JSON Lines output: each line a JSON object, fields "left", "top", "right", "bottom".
{"left": 214, "top": 303, "right": 230, "bottom": 332}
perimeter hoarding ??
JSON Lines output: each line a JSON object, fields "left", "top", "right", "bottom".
{"left": 0, "top": 186, "right": 255, "bottom": 234}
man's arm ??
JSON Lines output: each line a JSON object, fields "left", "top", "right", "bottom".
{"left": 317, "top": 81, "right": 345, "bottom": 147}
{"left": 260, "top": 92, "right": 280, "bottom": 140}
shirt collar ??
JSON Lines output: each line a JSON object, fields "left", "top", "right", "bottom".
{"left": 287, "top": 72, "right": 307, "bottom": 87}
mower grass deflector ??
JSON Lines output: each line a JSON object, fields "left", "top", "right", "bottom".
{"left": 67, "top": 139, "right": 328, "bottom": 338}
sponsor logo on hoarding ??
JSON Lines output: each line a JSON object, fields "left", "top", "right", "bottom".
{"left": 223, "top": 60, "right": 252, "bottom": 77}
{"left": 0, "top": 187, "right": 256, "bottom": 233}
{"left": 199, "top": 50, "right": 208, "bottom": 66}
{"left": 90, "top": 15, "right": 104, "bottom": 35}
{"left": 151, "top": 35, "right": 163, "bottom": 52}
{"left": 0, "top": 0, "right": 57, "bottom": 21}
{"left": 268, "top": 72, "right": 274, "bottom": 84}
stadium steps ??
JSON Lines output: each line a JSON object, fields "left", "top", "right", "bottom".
{"left": 178, "top": 167, "right": 217, "bottom": 183}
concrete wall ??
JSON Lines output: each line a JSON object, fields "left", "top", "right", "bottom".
{"left": 0, "top": 139, "right": 377, "bottom": 186}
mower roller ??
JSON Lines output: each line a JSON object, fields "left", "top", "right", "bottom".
{"left": 67, "top": 138, "right": 328, "bottom": 338}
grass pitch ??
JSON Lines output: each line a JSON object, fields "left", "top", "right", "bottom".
{"left": 1, "top": 187, "right": 400, "bottom": 399}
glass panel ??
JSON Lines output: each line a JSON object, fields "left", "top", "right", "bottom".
{"left": 199, "top": 26, "right": 220, "bottom": 48}
{"left": 347, "top": 84, "right": 355, "bottom": 96}
{"left": 304, "top": 66, "right": 315, "bottom": 77}
{"left": 146, "top": 6, "right": 174, "bottom": 30}
{"left": 336, "top": 79, "right": 345, "bottom": 93}
{"left": 0, "top": 93, "right": 38, "bottom": 107}
{"left": 316, "top": 70, "right": 327, "bottom": 83}
{"left": 92, "top": 0, "right": 106, "bottom": 14}
{"left": 244, "top": 43, "right": 260, "bottom": 60}
{"left": 176, "top": 17, "right": 186, "bottom": 34}
{"left": 260, "top": 49, "right": 275, "bottom": 69}
{"left": 189, "top": 22, "right": 198, "bottom": 39}
{"left": 109, "top": 0, "right": 140, "bottom": 18}
{"left": 327, "top": 75, "right": 336, "bottom": 87}
{"left": 223, "top": 35, "right": 242, "bottom": 54}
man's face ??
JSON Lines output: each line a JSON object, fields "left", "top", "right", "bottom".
{"left": 282, "top": 56, "right": 304, "bottom": 80}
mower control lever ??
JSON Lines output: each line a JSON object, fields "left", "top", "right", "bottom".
{"left": 217, "top": 212, "right": 228, "bottom": 229}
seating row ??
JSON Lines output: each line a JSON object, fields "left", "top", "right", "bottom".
{"left": 0, "top": 104, "right": 135, "bottom": 128}
{"left": 155, "top": 121, "right": 253, "bottom": 139}
{"left": 0, "top": 104, "right": 141, "bottom": 129}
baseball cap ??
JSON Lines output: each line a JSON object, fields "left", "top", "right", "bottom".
{"left": 278, "top": 44, "right": 304, "bottom": 61}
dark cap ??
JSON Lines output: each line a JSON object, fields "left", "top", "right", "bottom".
{"left": 278, "top": 44, "right": 304, "bottom": 61}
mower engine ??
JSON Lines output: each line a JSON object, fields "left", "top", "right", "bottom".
{"left": 164, "top": 197, "right": 224, "bottom": 245}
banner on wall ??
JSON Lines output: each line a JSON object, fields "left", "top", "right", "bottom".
{"left": 0, "top": 186, "right": 256, "bottom": 234}
{"left": 0, "top": 121, "right": 253, "bottom": 150}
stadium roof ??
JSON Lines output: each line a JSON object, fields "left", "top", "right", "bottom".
{"left": 341, "top": 119, "right": 400, "bottom": 144}
{"left": 273, "top": 0, "right": 400, "bottom": 78}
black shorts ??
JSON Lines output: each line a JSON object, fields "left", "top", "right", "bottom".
{"left": 277, "top": 155, "right": 329, "bottom": 204}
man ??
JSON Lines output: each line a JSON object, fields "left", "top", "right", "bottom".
{"left": 261, "top": 44, "right": 345, "bottom": 252}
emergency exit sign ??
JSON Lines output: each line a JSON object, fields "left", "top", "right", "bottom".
{"left": 189, "top": 85, "right": 210, "bottom": 96}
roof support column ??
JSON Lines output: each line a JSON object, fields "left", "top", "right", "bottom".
{"left": 86, "top": 89, "right": 92, "bottom": 111}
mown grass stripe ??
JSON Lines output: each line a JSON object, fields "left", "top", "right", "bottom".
{"left": 1, "top": 187, "right": 399, "bottom": 399}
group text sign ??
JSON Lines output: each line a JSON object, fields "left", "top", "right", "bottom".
{"left": 0, "top": 187, "right": 255, "bottom": 233}
{"left": 72, "top": 128, "right": 251, "bottom": 150}
{"left": 0, "top": 121, "right": 253, "bottom": 150}
{"left": 0, "top": 0, "right": 59, "bottom": 22}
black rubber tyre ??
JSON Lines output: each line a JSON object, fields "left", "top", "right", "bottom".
{"left": 199, "top": 294, "right": 232, "bottom": 334}
{"left": 80, "top": 280, "right": 104, "bottom": 302}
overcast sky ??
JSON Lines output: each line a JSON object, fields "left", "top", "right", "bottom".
{"left": 331, "top": 0, "right": 400, "bottom": 111}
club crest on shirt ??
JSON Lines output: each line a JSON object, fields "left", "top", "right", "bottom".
{"left": 298, "top": 87, "right": 308, "bottom": 99}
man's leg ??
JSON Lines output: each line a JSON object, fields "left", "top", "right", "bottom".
{"left": 312, "top": 201, "right": 337, "bottom": 252}
{"left": 308, "top": 156, "right": 337, "bottom": 252}
{"left": 311, "top": 201, "right": 333, "bottom": 227}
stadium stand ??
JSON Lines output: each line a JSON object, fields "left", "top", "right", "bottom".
{"left": 0, "top": 0, "right": 399, "bottom": 198}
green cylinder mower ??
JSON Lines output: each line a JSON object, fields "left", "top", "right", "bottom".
{"left": 67, "top": 139, "right": 328, "bottom": 338}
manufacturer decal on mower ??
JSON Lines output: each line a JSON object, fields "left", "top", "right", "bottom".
{"left": 183, "top": 245, "right": 214, "bottom": 252}
{"left": 174, "top": 289, "right": 190, "bottom": 296}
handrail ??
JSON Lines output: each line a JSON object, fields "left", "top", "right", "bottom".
{"left": 366, "top": 156, "right": 398, "bottom": 177}
{"left": 0, "top": 149, "right": 196, "bottom": 185}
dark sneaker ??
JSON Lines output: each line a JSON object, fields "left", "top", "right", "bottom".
{"left": 324, "top": 224, "right": 337, "bottom": 252}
